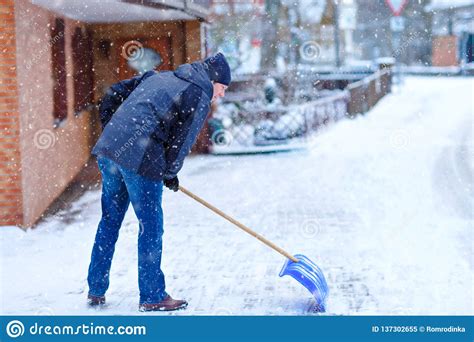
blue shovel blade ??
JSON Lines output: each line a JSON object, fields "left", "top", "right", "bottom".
{"left": 279, "top": 254, "right": 329, "bottom": 311}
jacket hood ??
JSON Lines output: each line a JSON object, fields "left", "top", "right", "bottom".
{"left": 174, "top": 62, "right": 213, "bottom": 100}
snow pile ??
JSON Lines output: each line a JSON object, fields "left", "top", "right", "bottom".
{"left": 1, "top": 77, "right": 472, "bottom": 315}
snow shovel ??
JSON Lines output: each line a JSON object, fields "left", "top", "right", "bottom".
{"left": 178, "top": 185, "right": 329, "bottom": 311}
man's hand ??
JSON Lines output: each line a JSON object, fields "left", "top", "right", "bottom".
{"left": 164, "top": 176, "right": 179, "bottom": 192}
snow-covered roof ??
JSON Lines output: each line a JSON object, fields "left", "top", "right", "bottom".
{"left": 31, "top": 0, "right": 209, "bottom": 23}
{"left": 425, "top": 0, "right": 474, "bottom": 11}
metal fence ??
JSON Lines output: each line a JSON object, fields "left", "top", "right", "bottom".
{"left": 346, "top": 68, "right": 392, "bottom": 115}
{"left": 209, "top": 68, "right": 392, "bottom": 154}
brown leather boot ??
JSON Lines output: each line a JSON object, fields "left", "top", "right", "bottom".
{"left": 87, "top": 294, "right": 106, "bottom": 306}
{"left": 139, "top": 295, "right": 188, "bottom": 312}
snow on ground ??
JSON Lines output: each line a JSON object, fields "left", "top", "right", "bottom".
{"left": 1, "top": 77, "right": 472, "bottom": 315}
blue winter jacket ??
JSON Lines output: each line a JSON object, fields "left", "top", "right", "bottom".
{"left": 98, "top": 70, "right": 156, "bottom": 129}
{"left": 92, "top": 62, "right": 213, "bottom": 181}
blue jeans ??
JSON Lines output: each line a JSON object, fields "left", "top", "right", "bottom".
{"left": 87, "top": 156, "right": 167, "bottom": 304}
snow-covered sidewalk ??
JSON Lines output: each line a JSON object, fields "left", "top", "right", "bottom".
{"left": 1, "top": 77, "right": 472, "bottom": 315}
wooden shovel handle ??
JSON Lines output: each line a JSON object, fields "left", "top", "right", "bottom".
{"left": 178, "top": 185, "right": 298, "bottom": 263}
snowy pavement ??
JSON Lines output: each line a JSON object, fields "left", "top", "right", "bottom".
{"left": 1, "top": 76, "right": 472, "bottom": 315}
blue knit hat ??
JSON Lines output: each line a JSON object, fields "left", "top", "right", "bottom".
{"left": 203, "top": 53, "right": 231, "bottom": 86}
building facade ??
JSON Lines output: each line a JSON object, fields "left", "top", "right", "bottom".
{"left": 0, "top": 0, "right": 210, "bottom": 227}
{"left": 426, "top": 0, "right": 474, "bottom": 66}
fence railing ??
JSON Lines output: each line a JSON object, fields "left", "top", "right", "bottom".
{"left": 209, "top": 68, "right": 392, "bottom": 154}
{"left": 292, "top": 91, "right": 350, "bottom": 134}
{"left": 346, "top": 68, "right": 392, "bottom": 115}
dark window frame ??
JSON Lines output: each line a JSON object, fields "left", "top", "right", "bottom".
{"left": 51, "top": 17, "right": 67, "bottom": 128}
{"left": 72, "top": 26, "right": 94, "bottom": 116}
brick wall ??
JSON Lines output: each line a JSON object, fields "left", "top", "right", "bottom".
{"left": 0, "top": 0, "right": 23, "bottom": 226}
{"left": 432, "top": 36, "right": 458, "bottom": 67}
{"left": 14, "top": 0, "right": 93, "bottom": 227}
{"left": 1, "top": 1, "right": 207, "bottom": 227}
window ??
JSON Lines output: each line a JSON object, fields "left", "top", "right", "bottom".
{"left": 127, "top": 46, "right": 163, "bottom": 74}
{"left": 72, "top": 26, "right": 94, "bottom": 115}
{"left": 51, "top": 18, "right": 67, "bottom": 128}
